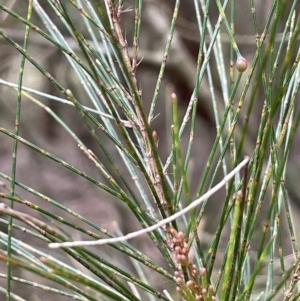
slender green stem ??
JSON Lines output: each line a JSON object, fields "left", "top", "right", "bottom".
{"left": 7, "top": 2, "right": 33, "bottom": 301}
{"left": 0, "top": 175, "right": 172, "bottom": 279}
{"left": 0, "top": 273, "right": 88, "bottom": 301}
{"left": 149, "top": 0, "right": 180, "bottom": 122}
{"left": 172, "top": 93, "right": 191, "bottom": 207}
{"left": 132, "top": 0, "right": 142, "bottom": 74}
{"left": 215, "top": 0, "right": 241, "bottom": 58}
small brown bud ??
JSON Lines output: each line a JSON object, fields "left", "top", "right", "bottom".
{"left": 186, "top": 280, "right": 194, "bottom": 287}
{"left": 152, "top": 130, "right": 159, "bottom": 147}
{"left": 236, "top": 56, "right": 248, "bottom": 73}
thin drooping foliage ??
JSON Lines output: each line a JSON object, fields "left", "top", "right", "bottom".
{"left": 0, "top": 1, "right": 299, "bottom": 301}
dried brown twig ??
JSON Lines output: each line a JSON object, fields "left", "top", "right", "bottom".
{"left": 0, "top": 201, "right": 57, "bottom": 238}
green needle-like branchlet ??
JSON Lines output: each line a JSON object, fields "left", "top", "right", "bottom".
{"left": 0, "top": 1, "right": 299, "bottom": 300}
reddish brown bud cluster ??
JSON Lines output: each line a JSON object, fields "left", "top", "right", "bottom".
{"left": 173, "top": 231, "right": 189, "bottom": 265}
{"left": 172, "top": 230, "right": 216, "bottom": 301}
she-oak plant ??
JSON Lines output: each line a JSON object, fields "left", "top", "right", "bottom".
{"left": 0, "top": 1, "right": 299, "bottom": 301}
